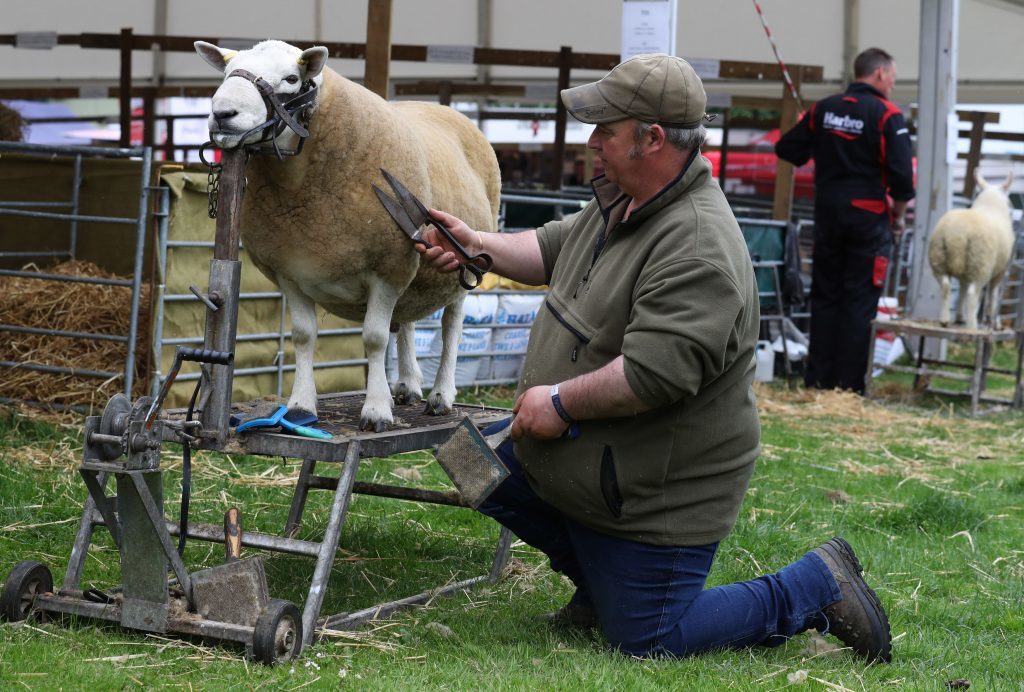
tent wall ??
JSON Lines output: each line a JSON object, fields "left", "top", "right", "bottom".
{"left": 2, "top": 1, "right": 1024, "bottom": 102}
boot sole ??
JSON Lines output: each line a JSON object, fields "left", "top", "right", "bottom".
{"left": 821, "top": 537, "right": 892, "bottom": 663}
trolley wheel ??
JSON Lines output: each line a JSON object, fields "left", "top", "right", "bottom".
{"left": 1, "top": 560, "right": 53, "bottom": 622}
{"left": 251, "top": 598, "right": 302, "bottom": 665}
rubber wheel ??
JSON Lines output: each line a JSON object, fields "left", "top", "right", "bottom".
{"left": 251, "top": 599, "right": 302, "bottom": 665}
{"left": 1, "top": 560, "right": 53, "bottom": 622}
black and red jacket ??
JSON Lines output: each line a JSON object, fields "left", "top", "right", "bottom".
{"left": 775, "top": 82, "right": 915, "bottom": 215}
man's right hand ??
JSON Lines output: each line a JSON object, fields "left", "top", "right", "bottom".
{"left": 418, "top": 208, "right": 482, "bottom": 274}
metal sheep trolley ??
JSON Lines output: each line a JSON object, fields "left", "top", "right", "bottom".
{"left": 0, "top": 148, "right": 514, "bottom": 665}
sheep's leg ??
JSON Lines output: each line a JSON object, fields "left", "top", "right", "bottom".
{"left": 964, "top": 282, "right": 980, "bottom": 330}
{"left": 279, "top": 277, "right": 320, "bottom": 418}
{"left": 426, "top": 298, "right": 465, "bottom": 416}
{"left": 392, "top": 322, "right": 423, "bottom": 405}
{"left": 986, "top": 277, "right": 1004, "bottom": 329}
{"left": 939, "top": 276, "right": 952, "bottom": 326}
{"left": 360, "top": 277, "right": 401, "bottom": 432}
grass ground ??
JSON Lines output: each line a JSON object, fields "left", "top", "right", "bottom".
{"left": 1, "top": 375, "right": 1022, "bottom": 690}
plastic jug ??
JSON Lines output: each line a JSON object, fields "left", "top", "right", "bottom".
{"left": 754, "top": 340, "right": 774, "bottom": 383}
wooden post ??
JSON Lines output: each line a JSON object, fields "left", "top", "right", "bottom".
{"left": 213, "top": 149, "right": 247, "bottom": 262}
{"left": 142, "top": 88, "right": 156, "bottom": 151}
{"left": 119, "top": 28, "right": 133, "bottom": 148}
{"left": 438, "top": 81, "right": 452, "bottom": 107}
{"left": 771, "top": 69, "right": 802, "bottom": 221}
{"left": 550, "top": 45, "right": 572, "bottom": 191}
{"left": 718, "top": 110, "right": 731, "bottom": 190}
{"left": 962, "top": 110, "right": 999, "bottom": 198}
{"left": 364, "top": 0, "right": 393, "bottom": 99}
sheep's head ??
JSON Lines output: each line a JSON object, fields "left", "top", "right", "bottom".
{"left": 195, "top": 39, "right": 328, "bottom": 149}
{"left": 973, "top": 170, "right": 1015, "bottom": 217}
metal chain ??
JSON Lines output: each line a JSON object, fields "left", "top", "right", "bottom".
{"left": 207, "top": 161, "right": 223, "bottom": 219}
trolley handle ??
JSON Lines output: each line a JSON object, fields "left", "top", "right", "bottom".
{"left": 176, "top": 347, "right": 234, "bottom": 366}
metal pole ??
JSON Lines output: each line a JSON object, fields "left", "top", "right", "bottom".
{"left": 908, "top": 0, "right": 958, "bottom": 323}
{"left": 152, "top": 185, "right": 172, "bottom": 398}
{"left": 123, "top": 147, "right": 152, "bottom": 397}
{"left": 301, "top": 441, "right": 361, "bottom": 647}
{"left": 69, "top": 154, "right": 82, "bottom": 259}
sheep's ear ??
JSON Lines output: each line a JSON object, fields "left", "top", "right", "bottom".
{"left": 298, "top": 46, "right": 329, "bottom": 80}
{"left": 195, "top": 41, "right": 235, "bottom": 73}
{"left": 1002, "top": 170, "right": 1014, "bottom": 192}
{"left": 974, "top": 168, "right": 989, "bottom": 191}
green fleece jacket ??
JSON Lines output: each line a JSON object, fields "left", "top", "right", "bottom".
{"left": 513, "top": 154, "right": 761, "bottom": 546}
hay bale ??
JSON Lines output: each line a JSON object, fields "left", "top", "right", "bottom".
{"left": 0, "top": 261, "right": 150, "bottom": 408}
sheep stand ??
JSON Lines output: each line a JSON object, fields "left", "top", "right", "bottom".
{"left": 927, "top": 170, "right": 1016, "bottom": 330}
{"left": 195, "top": 40, "right": 500, "bottom": 431}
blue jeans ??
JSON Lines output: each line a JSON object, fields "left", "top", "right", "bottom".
{"left": 479, "top": 418, "right": 842, "bottom": 658}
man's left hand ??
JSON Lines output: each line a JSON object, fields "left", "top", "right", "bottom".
{"left": 511, "top": 386, "right": 571, "bottom": 441}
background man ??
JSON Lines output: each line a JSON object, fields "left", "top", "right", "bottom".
{"left": 776, "top": 47, "right": 916, "bottom": 394}
{"left": 421, "top": 53, "right": 891, "bottom": 662}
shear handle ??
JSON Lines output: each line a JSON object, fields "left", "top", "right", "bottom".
{"left": 457, "top": 262, "right": 485, "bottom": 290}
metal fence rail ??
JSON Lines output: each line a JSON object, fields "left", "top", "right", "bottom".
{"left": 0, "top": 141, "right": 152, "bottom": 398}
{"left": 149, "top": 190, "right": 565, "bottom": 400}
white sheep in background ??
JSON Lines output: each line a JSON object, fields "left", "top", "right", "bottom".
{"left": 195, "top": 40, "right": 500, "bottom": 431}
{"left": 928, "top": 170, "right": 1017, "bottom": 330}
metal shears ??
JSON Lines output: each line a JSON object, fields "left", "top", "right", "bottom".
{"left": 372, "top": 168, "right": 493, "bottom": 290}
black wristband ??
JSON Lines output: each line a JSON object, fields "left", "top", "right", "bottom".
{"left": 550, "top": 383, "right": 575, "bottom": 424}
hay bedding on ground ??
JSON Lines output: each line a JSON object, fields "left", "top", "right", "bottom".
{"left": 0, "top": 260, "right": 149, "bottom": 408}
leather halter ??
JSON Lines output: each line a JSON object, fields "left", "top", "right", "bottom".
{"left": 224, "top": 68, "right": 319, "bottom": 158}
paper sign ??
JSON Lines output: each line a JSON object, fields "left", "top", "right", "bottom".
{"left": 218, "top": 38, "right": 257, "bottom": 51}
{"left": 621, "top": 0, "right": 676, "bottom": 61}
{"left": 79, "top": 85, "right": 109, "bottom": 99}
{"left": 524, "top": 83, "right": 557, "bottom": 100}
{"left": 426, "top": 45, "right": 475, "bottom": 64}
{"left": 686, "top": 58, "right": 721, "bottom": 80}
{"left": 16, "top": 32, "right": 58, "bottom": 50}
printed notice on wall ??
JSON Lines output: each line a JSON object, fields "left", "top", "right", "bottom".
{"left": 15, "top": 32, "right": 58, "bottom": 50}
{"left": 621, "top": 0, "right": 676, "bottom": 62}
{"left": 426, "top": 45, "right": 475, "bottom": 64}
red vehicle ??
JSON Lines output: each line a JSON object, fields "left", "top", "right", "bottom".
{"left": 702, "top": 129, "right": 817, "bottom": 199}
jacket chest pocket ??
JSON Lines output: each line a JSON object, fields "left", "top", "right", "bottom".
{"left": 544, "top": 298, "right": 597, "bottom": 363}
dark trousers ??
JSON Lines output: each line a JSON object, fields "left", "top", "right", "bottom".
{"left": 478, "top": 418, "right": 841, "bottom": 658}
{"left": 806, "top": 202, "right": 893, "bottom": 394}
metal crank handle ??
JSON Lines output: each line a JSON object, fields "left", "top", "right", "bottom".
{"left": 176, "top": 348, "right": 235, "bottom": 365}
{"left": 144, "top": 347, "right": 236, "bottom": 428}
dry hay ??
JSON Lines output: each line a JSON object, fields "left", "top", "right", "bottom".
{"left": 754, "top": 383, "right": 916, "bottom": 427}
{"left": 0, "top": 260, "right": 150, "bottom": 408}
{"left": 0, "top": 101, "right": 26, "bottom": 142}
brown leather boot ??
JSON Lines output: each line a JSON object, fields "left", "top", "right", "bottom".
{"left": 813, "top": 537, "right": 892, "bottom": 663}
{"left": 537, "top": 601, "right": 599, "bottom": 630}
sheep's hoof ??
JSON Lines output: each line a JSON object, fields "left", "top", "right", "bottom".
{"left": 423, "top": 393, "right": 453, "bottom": 417}
{"left": 359, "top": 415, "right": 391, "bottom": 433}
{"left": 393, "top": 383, "right": 422, "bottom": 406}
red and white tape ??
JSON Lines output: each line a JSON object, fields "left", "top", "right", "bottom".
{"left": 751, "top": 0, "right": 804, "bottom": 112}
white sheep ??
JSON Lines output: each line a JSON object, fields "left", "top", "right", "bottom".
{"left": 928, "top": 170, "right": 1017, "bottom": 330}
{"left": 195, "top": 40, "right": 500, "bottom": 431}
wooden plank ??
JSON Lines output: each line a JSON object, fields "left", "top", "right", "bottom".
{"left": 771, "top": 72, "right": 801, "bottom": 221}
{"left": 393, "top": 82, "right": 525, "bottom": 97}
{"left": 47, "top": 32, "right": 826, "bottom": 78}
{"left": 719, "top": 61, "right": 823, "bottom": 83}
{"left": 364, "top": 0, "right": 393, "bottom": 98}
